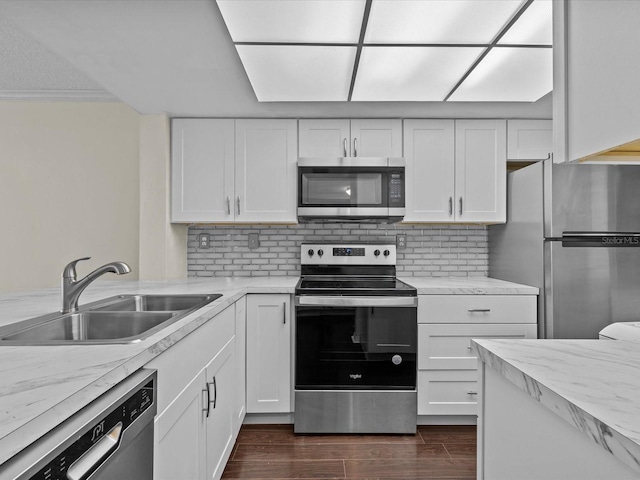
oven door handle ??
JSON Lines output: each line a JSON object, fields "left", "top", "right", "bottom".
{"left": 295, "top": 296, "right": 418, "bottom": 307}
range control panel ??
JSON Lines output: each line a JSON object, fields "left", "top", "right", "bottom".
{"left": 301, "top": 244, "right": 396, "bottom": 265}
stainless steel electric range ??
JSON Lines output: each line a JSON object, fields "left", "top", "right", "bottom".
{"left": 294, "top": 243, "right": 417, "bottom": 434}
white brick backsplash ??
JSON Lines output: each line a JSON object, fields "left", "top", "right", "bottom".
{"left": 187, "top": 224, "right": 489, "bottom": 278}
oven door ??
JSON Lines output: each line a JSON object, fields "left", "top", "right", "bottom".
{"left": 295, "top": 296, "right": 417, "bottom": 390}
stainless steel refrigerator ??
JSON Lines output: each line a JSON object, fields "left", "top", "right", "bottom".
{"left": 489, "top": 159, "right": 640, "bottom": 339}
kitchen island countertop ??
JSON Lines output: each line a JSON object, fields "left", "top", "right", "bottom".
{"left": 0, "top": 276, "right": 536, "bottom": 467}
{"left": 473, "top": 338, "right": 640, "bottom": 476}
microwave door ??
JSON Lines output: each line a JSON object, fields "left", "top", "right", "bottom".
{"left": 301, "top": 172, "right": 383, "bottom": 208}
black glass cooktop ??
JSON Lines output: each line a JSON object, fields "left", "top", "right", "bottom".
{"left": 296, "top": 277, "right": 416, "bottom": 296}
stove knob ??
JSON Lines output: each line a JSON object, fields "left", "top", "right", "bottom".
{"left": 392, "top": 354, "right": 403, "bottom": 365}
{"left": 307, "top": 249, "right": 314, "bottom": 257}
{"left": 383, "top": 249, "right": 390, "bottom": 257}
{"left": 374, "top": 249, "right": 381, "bottom": 257}
{"left": 318, "top": 249, "right": 324, "bottom": 257}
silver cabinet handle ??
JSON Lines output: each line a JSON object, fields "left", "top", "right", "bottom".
{"left": 236, "top": 197, "right": 240, "bottom": 216}
{"left": 67, "top": 422, "right": 123, "bottom": 480}
{"left": 468, "top": 309, "right": 491, "bottom": 313}
{"left": 226, "top": 196, "right": 231, "bottom": 215}
{"left": 467, "top": 391, "right": 478, "bottom": 396}
{"left": 467, "top": 345, "right": 472, "bottom": 351}
{"left": 212, "top": 376, "right": 217, "bottom": 409}
{"left": 343, "top": 138, "right": 348, "bottom": 157}
{"left": 203, "top": 383, "right": 211, "bottom": 417}
{"left": 459, "top": 197, "right": 463, "bottom": 216}
{"left": 449, "top": 197, "right": 453, "bottom": 216}
{"left": 283, "top": 302, "right": 287, "bottom": 324}
{"left": 353, "top": 137, "right": 358, "bottom": 157}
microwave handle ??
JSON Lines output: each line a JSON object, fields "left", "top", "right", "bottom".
{"left": 343, "top": 138, "right": 347, "bottom": 157}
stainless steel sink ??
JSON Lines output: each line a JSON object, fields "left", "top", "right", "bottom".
{"left": 0, "top": 293, "right": 222, "bottom": 345}
{"left": 90, "top": 294, "right": 216, "bottom": 312}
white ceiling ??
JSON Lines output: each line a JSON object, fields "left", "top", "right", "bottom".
{"left": 0, "top": 0, "right": 553, "bottom": 118}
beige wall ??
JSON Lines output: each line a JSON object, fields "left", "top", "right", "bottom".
{"left": 0, "top": 101, "right": 141, "bottom": 292}
{"left": 139, "top": 114, "right": 187, "bottom": 280}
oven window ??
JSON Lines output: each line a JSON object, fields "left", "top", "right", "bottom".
{"left": 301, "top": 172, "right": 383, "bottom": 206}
{"left": 295, "top": 305, "right": 416, "bottom": 389}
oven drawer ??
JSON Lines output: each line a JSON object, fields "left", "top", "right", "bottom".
{"left": 418, "top": 323, "right": 537, "bottom": 370}
{"left": 418, "top": 295, "right": 536, "bottom": 324}
{"left": 417, "top": 370, "right": 478, "bottom": 416}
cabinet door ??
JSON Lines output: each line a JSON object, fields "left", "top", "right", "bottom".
{"left": 299, "top": 119, "right": 350, "bottom": 157}
{"left": 154, "top": 368, "right": 206, "bottom": 480}
{"left": 403, "top": 120, "right": 455, "bottom": 222}
{"left": 235, "top": 119, "right": 298, "bottom": 223}
{"left": 507, "top": 119, "right": 552, "bottom": 161}
{"left": 418, "top": 323, "right": 537, "bottom": 370}
{"left": 246, "top": 294, "right": 291, "bottom": 413}
{"left": 455, "top": 120, "right": 507, "bottom": 223}
{"left": 350, "top": 119, "right": 403, "bottom": 157}
{"left": 205, "top": 338, "right": 236, "bottom": 480}
{"left": 171, "top": 119, "right": 235, "bottom": 222}
{"left": 234, "top": 296, "right": 246, "bottom": 435}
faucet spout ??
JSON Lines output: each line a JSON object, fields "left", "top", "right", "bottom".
{"left": 61, "top": 257, "right": 131, "bottom": 313}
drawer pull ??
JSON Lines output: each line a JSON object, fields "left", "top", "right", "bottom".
{"left": 468, "top": 309, "right": 491, "bottom": 313}
{"left": 467, "top": 391, "right": 478, "bottom": 396}
{"left": 467, "top": 345, "right": 472, "bottom": 351}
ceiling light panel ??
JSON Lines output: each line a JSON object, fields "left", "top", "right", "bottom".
{"left": 365, "top": 0, "right": 526, "bottom": 44}
{"left": 235, "top": 45, "right": 356, "bottom": 102}
{"left": 352, "top": 46, "right": 484, "bottom": 101}
{"left": 216, "top": 0, "right": 365, "bottom": 43}
{"left": 448, "top": 47, "right": 552, "bottom": 102}
{"left": 498, "top": 0, "right": 553, "bottom": 45}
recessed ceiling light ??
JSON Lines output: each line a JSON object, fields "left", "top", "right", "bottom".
{"left": 352, "top": 46, "right": 484, "bottom": 101}
{"left": 448, "top": 47, "right": 552, "bottom": 102}
{"left": 365, "top": 0, "right": 525, "bottom": 44}
{"left": 235, "top": 45, "right": 356, "bottom": 102}
{"left": 216, "top": 0, "right": 366, "bottom": 43}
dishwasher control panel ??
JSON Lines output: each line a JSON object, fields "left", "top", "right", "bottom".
{"left": 27, "top": 377, "right": 155, "bottom": 480}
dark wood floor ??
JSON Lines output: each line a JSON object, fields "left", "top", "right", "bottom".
{"left": 221, "top": 424, "right": 476, "bottom": 479}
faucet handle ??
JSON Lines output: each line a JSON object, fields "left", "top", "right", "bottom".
{"left": 62, "top": 257, "right": 91, "bottom": 280}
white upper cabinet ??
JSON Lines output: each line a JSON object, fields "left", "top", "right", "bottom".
{"left": 403, "top": 119, "right": 506, "bottom": 224}
{"left": 455, "top": 120, "right": 506, "bottom": 223}
{"left": 171, "top": 119, "right": 234, "bottom": 223}
{"left": 235, "top": 119, "right": 297, "bottom": 223}
{"left": 299, "top": 119, "right": 402, "bottom": 158}
{"left": 507, "top": 119, "right": 552, "bottom": 161}
{"left": 403, "top": 120, "right": 455, "bottom": 222}
{"left": 171, "top": 119, "right": 297, "bottom": 223}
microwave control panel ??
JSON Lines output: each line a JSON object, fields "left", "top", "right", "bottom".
{"left": 389, "top": 172, "right": 405, "bottom": 207}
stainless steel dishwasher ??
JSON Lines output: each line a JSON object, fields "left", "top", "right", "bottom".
{"left": 0, "top": 369, "right": 156, "bottom": 480}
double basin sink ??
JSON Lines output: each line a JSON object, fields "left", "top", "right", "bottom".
{"left": 0, "top": 294, "right": 222, "bottom": 345}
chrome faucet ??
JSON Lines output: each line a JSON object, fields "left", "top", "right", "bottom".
{"left": 61, "top": 257, "right": 131, "bottom": 313}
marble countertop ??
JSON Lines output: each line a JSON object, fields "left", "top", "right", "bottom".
{"left": 401, "top": 276, "right": 538, "bottom": 295}
{"left": 0, "top": 275, "right": 536, "bottom": 466}
{"left": 473, "top": 339, "right": 640, "bottom": 475}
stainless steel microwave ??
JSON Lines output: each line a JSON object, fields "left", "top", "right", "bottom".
{"left": 297, "top": 158, "right": 405, "bottom": 223}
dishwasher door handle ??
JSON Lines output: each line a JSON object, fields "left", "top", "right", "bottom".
{"left": 67, "top": 422, "right": 123, "bottom": 480}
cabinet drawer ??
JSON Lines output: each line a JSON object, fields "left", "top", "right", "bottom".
{"left": 418, "top": 323, "right": 537, "bottom": 370}
{"left": 418, "top": 295, "right": 536, "bottom": 324}
{"left": 418, "top": 370, "right": 478, "bottom": 416}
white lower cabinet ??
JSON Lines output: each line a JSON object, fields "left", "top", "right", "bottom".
{"left": 204, "top": 339, "right": 236, "bottom": 480}
{"left": 234, "top": 296, "right": 246, "bottom": 435}
{"left": 149, "top": 303, "right": 238, "bottom": 480}
{"left": 246, "top": 294, "right": 292, "bottom": 413}
{"left": 417, "top": 295, "right": 537, "bottom": 417}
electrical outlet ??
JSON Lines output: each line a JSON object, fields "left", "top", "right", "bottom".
{"left": 198, "top": 234, "right": 210, "bottom": 249}
{"left": 248, "top": 233, "right": 260, "bottom": 249}
{"left": 396, "top": 234, "right": 407, "bottom": 249}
